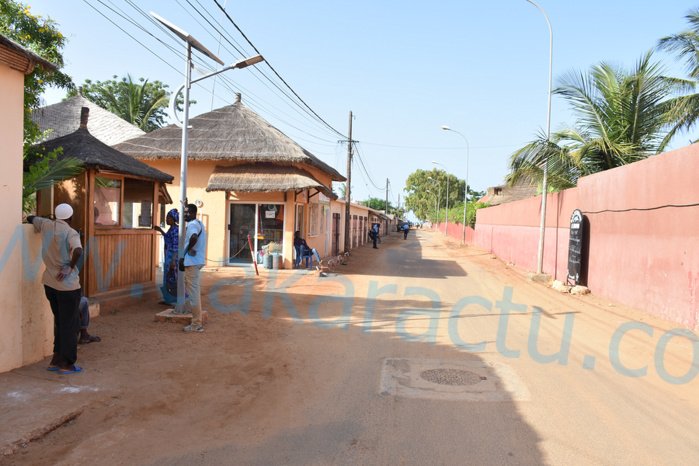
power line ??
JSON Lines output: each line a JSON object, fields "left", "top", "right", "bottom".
{"left": 186, "top": 0, "right": 344, "bottom": 141}
{"left": 211, "top": 0, "right": 346, "bottom": 139}
{"left": 353, "top": 143, "right": 383, "bottom": 190}
{"left": 360, "top": 141, "right": 521, "bottom": 150}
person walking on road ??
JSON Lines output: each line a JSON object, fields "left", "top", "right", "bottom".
{"left": 27, "top": 203, "right": 84, "bottom": 374}
{"left": 403, "top": 222, "right": 409, "bottom": 239}
{"left": 181, "top": 204, "right": 207, "bottom": 332}
{"left": 371, "top": 223, "right": 380, "bottom": 248}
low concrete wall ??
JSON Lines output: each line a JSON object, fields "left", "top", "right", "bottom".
{"left": 0, "top": 225, "right": 54, "bottom": 372}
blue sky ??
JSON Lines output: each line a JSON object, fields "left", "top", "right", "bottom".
{"left": 29, "top": 0, "right": 699, "bottom": 209}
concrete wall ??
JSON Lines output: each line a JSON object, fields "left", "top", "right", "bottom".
{"left": 0, "top": 224, "right": 55, "bottom": 372}
{"left": 0, "top": 64, "right": 28, "bottom": 372}
{"left": 20, "top": 226, "right": 55, "bottom": 366}
{"left": 431, "top": 221, "right": 476, "bottom": 245}
{"left": 474, "top": 144, "right": 699, "bottom": 330}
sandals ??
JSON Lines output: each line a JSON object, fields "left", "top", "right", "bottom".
{"left": 79, "top": 335, "right": 101, "bottom": 344}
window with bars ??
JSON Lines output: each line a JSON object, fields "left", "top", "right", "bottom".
{"left": 309, "top": 203, "right": 320, "bottom": 236}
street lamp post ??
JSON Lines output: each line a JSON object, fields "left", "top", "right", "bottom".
{"left": 427, "top": 176, "right": 441, "bottom": 230}
{"left": 525, "top": 0, "right": 553, "bottom": 275}
{"left": 432, "top": 162, "right": 450, "bottom": 236}
{"left": 441, "top": 126, "right": 469, "bottom": 244}
{"left": 151, "top": 12, "right": 263, "bottom": 313}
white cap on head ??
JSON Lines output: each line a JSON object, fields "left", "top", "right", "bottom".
{"left": 55, "top": 203, "right": 73, "bottom": 220}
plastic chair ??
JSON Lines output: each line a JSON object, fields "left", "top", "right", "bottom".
{"left": 294, "top": 244, "right": 314, "bottom": 269}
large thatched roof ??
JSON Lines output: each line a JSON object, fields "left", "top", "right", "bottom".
{"left": 31, "top": 90, "right": 145, "bottom": 146}
{"left": 113, "top": 98, "right": 345, "bottom": 182}
{"left": 206, "top": 163, "right": 336, "bottom": 199}
{"left": 36, "top": 108, "right": 173, "bottom": 183}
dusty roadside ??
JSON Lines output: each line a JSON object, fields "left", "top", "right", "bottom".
{"left": 2, "top": 229, "right": 696, "bottom": 464}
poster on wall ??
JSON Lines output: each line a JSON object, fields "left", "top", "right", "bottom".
{"left": 567, "top": 209, "right": 584, "bottom": 284}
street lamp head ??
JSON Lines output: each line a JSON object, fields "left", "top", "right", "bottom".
{"left": 441, "top": 126, "right": 451, "bottom": 131}
{"left": 232, "top": 55, "right": 264, "bottom": 69}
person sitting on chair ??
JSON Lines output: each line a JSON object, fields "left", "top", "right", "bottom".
{"left": 78, "top": 292, "right": 101, "bottom": 344}
{"left": 294, "top": 231, "right": 323, "bottom": 269}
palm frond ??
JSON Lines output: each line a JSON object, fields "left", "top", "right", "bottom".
{"left": 23, "top": 157, "right": 85, "bottom": 194}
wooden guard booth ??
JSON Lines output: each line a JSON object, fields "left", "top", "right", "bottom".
{"left": 35, "top": 108, "right": 174, "bottom": 297}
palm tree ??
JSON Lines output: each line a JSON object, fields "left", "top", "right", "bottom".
{"left": 23, "top": 148, "right": 84, "bottom": 214}
{"left": 657, "top": 7, "right": 699, "bottom": 142}
{"left": 69, "top": 75, "right": 170, "bottom": 132}
{"left": 98, "top": 75, "right": 169, "bottom": 132}
{"left": 508, "top": 51, "right": 678, "bottom": 190}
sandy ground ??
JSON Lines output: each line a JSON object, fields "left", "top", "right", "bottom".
{"left": 4, "top": 229, "right": 698, "bottom": 464}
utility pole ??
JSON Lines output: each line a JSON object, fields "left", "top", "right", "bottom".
{"left": 385, "top": 178, "right": 389, "bottom": 235}
{"left": 385, "top": 179, "right": 389, "bottom": 215}
{"left": 344, "top": 111, "right": 352, "bottom": 254}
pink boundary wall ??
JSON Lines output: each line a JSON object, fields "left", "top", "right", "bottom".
{"left": 431, "top": 221, "right": 476, "bottom": 244}
{"left": 472, "top": 144, "right": 699, "bottom": 330}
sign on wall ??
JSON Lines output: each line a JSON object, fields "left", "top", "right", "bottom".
{"left": 567, "top": 209, "right": 584, "bottom": 284}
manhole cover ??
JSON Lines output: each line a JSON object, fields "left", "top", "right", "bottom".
{"left": 419, "top": 369, "right": 485, "bottom": 386}
{"left": 379, "top": 358, "right": 530, "bottom": 401}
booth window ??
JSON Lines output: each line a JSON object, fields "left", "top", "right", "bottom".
{"left": 124, "top": 178, "right": 154, "bottom": 228}
{"left": 94, "top": 176, "right": 154, "bottom": 228}
{"left": 94, "top": 177, "right": 121, "bottom": 226}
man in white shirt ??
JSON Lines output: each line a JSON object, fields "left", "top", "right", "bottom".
{"left": 27, "top": 203, "right": 84, "bottom": 374}
{"left": 181, "top": 204, "right": 207, "bottom": 332}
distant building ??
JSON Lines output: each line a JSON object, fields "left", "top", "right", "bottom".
{"left": 478, "top": 180, "right": 538, "bottom": 207}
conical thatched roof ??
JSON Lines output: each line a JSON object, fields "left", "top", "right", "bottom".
{"left": 36, "top": 108, "right": 173, "bottom": 183}
{"left": 31, "top": 90, "right": 146, "bottom": 146}
{"left": 113, "top": 99, "right": 345, "bottom": 182}
{"left": 206, "top": 163, "right": 336, "bottom": 199}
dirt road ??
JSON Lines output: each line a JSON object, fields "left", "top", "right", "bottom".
{"left": 6, "top": 229, "right": 699, "bottom": 464}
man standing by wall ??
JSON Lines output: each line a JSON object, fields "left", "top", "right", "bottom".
{"left": 181, "top": 204, "right": 207, "bottom": 332}
{"left": 27, "top": 203, "right": 84, "bottom": 374}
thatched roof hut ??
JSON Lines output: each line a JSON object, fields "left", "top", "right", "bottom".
{"left": 31, "top": 87, "right": 146, "bottom": 146}
{"left": 37, "top": 107, "right": 173, "bottom": 183}
{"left": 113, "top": 94, "right": 345, "bottom": 186}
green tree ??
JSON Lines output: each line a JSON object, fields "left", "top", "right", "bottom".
{"left": 363, "top": 197, "right": 394, "bottom": 213}
{"left": 657, "top": 7, "right": 699, "bottom": 142}
{"left": 1, "top": 0, "right": 84, "bottom": 213}
{"left": 404, "top": 168, "right": 482, "bottom": 222}
{"left": 66, "top": 74, "right": 173, "bottom": 132}
{"left": 507, "top": 51, "right": 681, "bottom": 190}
